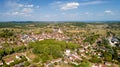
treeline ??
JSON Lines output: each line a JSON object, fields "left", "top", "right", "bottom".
{"left": 0, "top": 22, "right": 49, "bottom": 28}
{"left": 0, "top": 22, "right": 28, "bottom": 28}
{"left": 70, "top": 22, "right": 86, "bottom": 27}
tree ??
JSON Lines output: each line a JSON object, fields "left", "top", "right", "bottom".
{"left": 4, "top": 47, "right": 13, "bottom": 55}
{"left": 89, "top": 55, "right": 102, "bottom": 63}
{"left": 13, "top": 45, "right": 26, "bottom": 52}
{"left": 84, "top": 34, "right": 99, "bottom": 44}
{"left": 33, "top": 57, "right": 40, "bottom": 63}
{"left": 80, "top": 61, "right": 92, "bottom": 67}
{"left": 20, "top": 55, "right": 27, "bottom": 61}
{"left": 0, "top": 29, "right": 14, "bottom": 38}
{"left": 112, "top": 47, "right": 118, "bottom": 60}
{"left": 24, "top": 61, "right": 30, "bottom": 66}
{"left": 103, "top": 52, "right": 112, "bottom": 62}
{"left": 0, "top": 49, "right": 4, "bottom": 60}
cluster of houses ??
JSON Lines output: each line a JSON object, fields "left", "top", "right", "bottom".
{"left": 64, "top": 49, "right": 82, "bottom": 65}
{"left": 0, "top": 53, "right": 28, "bottom": 66}
{"left": 20, "top": 30, "right": 68, "bottom": 45}
{"left": 0, "top": 36, "right": 24, "bottom": 48}
{"left": 0, "top": 28, "right": 67, "bottom": 47}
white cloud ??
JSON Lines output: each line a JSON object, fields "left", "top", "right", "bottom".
{"left": 85, "top": 12, "right": 89, "bottom": 15}
{"left": 104, "top": 10, "right": 112, "bottom": 13}
{"left": 5, "top": 7, "right": 33, "bottom": 17}
{"left": 6, "top": 11, "right": 19, "bottom": 15}
{"left": 6, "top": 11, "right": 31, "bottom": 17}
{"left": 6, "top": 0, "right": 34, "bottom": 8}
{"left": 4, "top": 0, "right": 39, "bottom": 17}
{"left": 22, "top": 8, "right": 33, "bottom": 13}
{"left": 7, "top": 7, "right": 33, "bottom": 16}
{"left": 11, "top": 11, "right": 19, "bottom": 15}
{"left": 80, "top": 1, "right": 105, "bottom": 6}
{"left": 17, "top": 4, "right": 34, "bottom": 8}
{"left": 50, "top": 1, "right": 62, "bottom": 5}
{"left": 51, "top": 1, "right": 105, "bottom": 11}
{"left": 61, "top": 2, "right": 80, "bottom": 10}
{"left": 24, "top": 4, "right": 34, "bottom": 8}
{"left": 104, "top": 10, "right": 114, "bottom": 15}
{"left": 18, "top": 4, "right": 24, "bottom": 7}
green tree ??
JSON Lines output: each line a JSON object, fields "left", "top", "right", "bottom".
{"left": 33, "top": 57, "right": 40, "bottom": 63}
{"left": 80, "top": 61, "right": 92, "bottom": 67}
{"left": 103, "top": 52, "right": 112, "bottom": 62}
{"left": 0, "top": 29, "right": 14, "bottom": 38}
{"left": 24, "top": 61, "right": 30, "bottom": 66}
{"left": 89, "top": 55, "right": 102, "bottom": 63}
{"left": 0, "top": 49, "right": 4, "bottom": 60}
{"left": 4, "top": 47, "right": 13, "bottom": 55}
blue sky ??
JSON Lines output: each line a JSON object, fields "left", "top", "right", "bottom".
{"left": 0, "top": 0, "right": 120, "bottom": 21}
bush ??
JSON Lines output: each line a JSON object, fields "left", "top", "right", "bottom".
{"left": 25, "top": 61, "right": 30, "bottom": 66}
{"left": 89, "top": 56, "right": 102, "bottom": 63}
{"left": 0, "top": 49, "right": 4, "bottom": 60}
{"left": 13, "top": 45, "right": 26, "bottom": 54}
{"left": 20, "top": 56, "right": 27, "bottom": 61}
{"left": 80, "top": 61, "right": 92, "bottom": 67}
{"left": 103, "top": 52, "right": 112, "bottom": 62}
{"left": 33, "top": 57, "right": 40, "bottom": 63}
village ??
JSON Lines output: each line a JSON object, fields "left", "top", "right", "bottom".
{"left": 0, "top": 22, "right": 120, "bottom": 67}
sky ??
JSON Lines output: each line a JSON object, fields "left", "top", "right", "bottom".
{"left": 0, "top": 0, "right": 120, "bottom": 21}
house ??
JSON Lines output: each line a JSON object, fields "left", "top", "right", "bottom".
{"left": 65, "top": 49, "right": 71, "bottom": 56}
{"left": 97, "top": 52, "right": 102, "bottom": 57}
{"left": 81, "top": 53, "right": 86, "bottom": 57}
{"left": 92, "top": 63, "right": 107, "bottom": 67}
{"left": 108, "top": 37, "right": 119, "bottom": 47}
{"left": 105, "top": 62, "right": 112, "bottom": 66}
{"left": 15, "top": 55, "right": 21, "bottom": 60}
{"left": 79, "top": 48, "right": 85, "bottom": 53}
{"left": 71, "top": 62, "right": 79, "bottom": 65}
{"left": 111, "top": 37, "right": 119, "bottom": 44}
{"left": 71, "top": 54, "right": 82, "bottom": 60}
{"left": 4, "top": 59, "right": 14, "bottom": 65}
{"left": 0, "top": 61, "right": 3, "bottom": 66}
{"left": 0, "top": 46, "right": 2, "bottom": 49}
{"left": 84, "top": 43, "right": 90, "bottom": 49}
{"left": 92, "top": 64, "right": 99, "bottom": 67}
